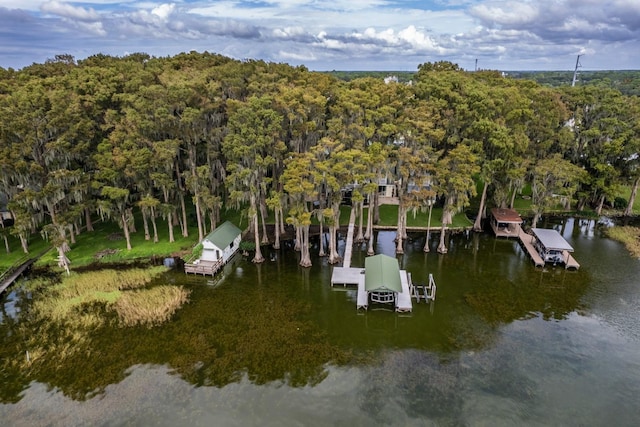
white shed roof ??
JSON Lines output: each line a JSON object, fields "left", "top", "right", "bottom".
{"left": 531, "top": 228, "right": 574, "bottom": 252}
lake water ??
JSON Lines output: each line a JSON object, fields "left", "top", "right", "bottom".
{"left": 1, "top": 218, "right": 640, "bottom": 426}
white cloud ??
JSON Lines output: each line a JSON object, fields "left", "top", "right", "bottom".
{"left": 470, "top": 2, "right": 539, "bottom": 26}
{"left": 152, "top": 3, "right": 175, "bottom": 21}
{"left": 40, "top": 1, "right": 100, "bottom": 22}
{"left": 0, "top": 0, "right": 638, "bottom": 70}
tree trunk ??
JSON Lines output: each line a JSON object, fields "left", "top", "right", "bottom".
{"left": 424, "top": 203, "right": 433, "bottom": 252}
{"left": 150, "top": 207, "right": 159, "bottom": 243}
{"left": 57, "top": 246, "right": 70, "bottom": 276}
{"left": 85, "top": 208, "right": 94, "bottom": 232}
{"left": 121, "top": 208, "right": 135, "bottom": 234}
{"left": 532, "top": 212, "right": 540, "bottom": 229}
{"left": 367, "top": 228, "right": 375, "bottom": 255}
{"left": 260, "top": 201, "right": 269, "bottom": 245}
{"left": 175, "top": 161, "right": 189, "bottom": 238}
{"left": 473, "top": 181, "right": 488, "bottom": 232}
{"left": 364, "top": 194, "right": 373, "bottom": 240}
{"left": 294, "top": 226, "right": 301, "bottom": 251}
{"left": 279, "top": 207, "right": 286, "bottom": 234}
{"left": 273, "top": 208, "right": 281, "bottom": 250}
{"left": 373, "top": 192, "right": 380, "bottom": 224}
{"left": 176, "top": 192, "right": 187, "bottom": 238}
{"left": 396, "top": 205, "right": 405, "bottom": 254}
{"left": 19, "top": 234, "right": 29, "bottom": 254}
{"left": 356, "top": 201, "right": 365, "bottom": 242}
{"left": 595, "top": 194, "right": 605, "bottom": 216}
{"left": 625, "top": 176, "right": 639, "bottom": 216}
{"left": 437, "top": 221, "right": 448, "bottom": 254}
{"left": 252, "top": 210, "right": 265, "bottom": 263}
{"left": 141, "top": 209, "right": 151, "bottom": 240}
{"left": 300, "top": 225, "right": 312, "bottom": 267}
{"left": 318, "top": 219, "right": 325, "bottom": 257}
{"left": 3, "top": 234, "right": 9, "bottom": 254}
{"left": 67, "top": 224, "right": 76, "bottom": 244}
{"left": 122, "top": 213, "right": 132, "bottom": 250}
{"left": 328, "top": 225, "right": 340, "bottom": 264}
{"left": 509, "top": 187, "right": 517, "bottom": 210}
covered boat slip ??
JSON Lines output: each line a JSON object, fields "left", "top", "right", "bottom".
{"left": 517, "top": 227, "right": 580, "bottom": 270}
{"left": 330, "top": 255, "right": 413, "bottom": 312}
{"left": 531, "top": 228, "right": 580, "bottom": 269}
{"left": 490, "top": 208, "right": 523, "bottom": 238}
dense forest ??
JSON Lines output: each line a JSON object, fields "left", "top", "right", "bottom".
{"left": 1, "top": 52, "right": 639, "bottom": 268}
{"left": 329, "top": 70, "right": 640, "bottom": 96}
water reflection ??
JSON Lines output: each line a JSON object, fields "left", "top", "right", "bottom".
{"left": 2, "top": 218, "right": 640, "bottom": 425}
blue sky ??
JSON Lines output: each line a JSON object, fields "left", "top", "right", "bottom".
{"left": 1, "top": 0, "right": 639, "bottom": 71}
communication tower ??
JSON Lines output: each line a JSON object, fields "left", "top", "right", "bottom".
{"left": 571, "top": 55, "right": 582, "bottom": 87}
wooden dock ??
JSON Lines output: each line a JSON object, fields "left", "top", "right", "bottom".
{"left": 0, "top": 258, "right": 37, "bottom": 295}
{"left": 342, "top": 207, "right": 356, "bottom": 268}
{"left": 331, "top": 267, "right": 364, "bottom": 286}
{"left": 334, "top": 206, "right": 415, "bottom": 312}
{"left": 184, "top": 259, "right": 224, "bottom": 276}
{"left": 396, "top": 271, "right": 412, "bottom": 312}
{"left": 517, "top": 229, "right": 580, "bottom": 270}
{"left": 564, "top": 251, "right": 580, "bottom": 270}
{"left": 517, "top": 228, "right": 545, "bottom": 268}
{"left": 356, "top": 275, "right": 368, "bottom": 310}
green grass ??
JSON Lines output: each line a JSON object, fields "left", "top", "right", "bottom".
{"left": 605, "top": 226, "right": 640, "bottom": 258}
{"left": 1, "top": 207, "right": 248, "bottom": 273}
{"left": 617, "top": 185, "right": 640, "bottom": 214}
{"left": 373, "top": 204, "right": 471, "bottom": 228}
{"left": 0, "top": 233, "right": 52, "bottom": 270}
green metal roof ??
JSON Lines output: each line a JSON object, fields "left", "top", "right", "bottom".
{"left": 204, "top": 221, "right": 242, "bottom": 249}
{"left": 364, "top": 254, "right": 402, "bottom": 293}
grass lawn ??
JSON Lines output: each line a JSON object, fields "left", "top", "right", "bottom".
{"left": 370, "top": 204, "right": 471, "bottom": 228}
{"left": 1, "top": 208, "right": 248, "bottom": 274}
{"left": 9, "top": 179, "right": 632, "bottom": 276}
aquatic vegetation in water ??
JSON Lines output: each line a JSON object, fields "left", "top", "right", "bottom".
{"left": 114, "top": 285, "right": 189, "bottom": 327}
{"left": 28, "top": 266, "right": 187, "bottom": 328}
{"left": 605, "top": 226, "right": 640, "bottom": 258}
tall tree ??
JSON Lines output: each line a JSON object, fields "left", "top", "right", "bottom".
{"left": 223, "top": 96, "right": 285, "bottom": 263}
{"left": 435, "top": 144, "right": 479, "bottom": 253}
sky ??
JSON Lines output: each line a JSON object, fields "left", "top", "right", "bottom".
{"left": 0, "top": 0, "right": 639, "bottom": 72}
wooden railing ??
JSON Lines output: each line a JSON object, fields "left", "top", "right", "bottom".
{"left": 184, "top": 259, "right": 224, "bottom": 276}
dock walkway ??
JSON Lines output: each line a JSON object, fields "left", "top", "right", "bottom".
{"left": 564, "top": 251, "right": 580, "bottom": 270}
{"left": 342, "top": 207, "right": 356, "bottom": 268}
{"left": 517, "top": 228, "right": 545, "bottom": 268}
{"left": 396, "top": 271, "right": 412, "bottom": 312}
{"left": 0, "top": 258, "right": 37, "bottom": 295}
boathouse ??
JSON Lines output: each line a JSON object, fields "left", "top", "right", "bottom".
{"left": 184, "top": 221, "right": 242, "bottom": 276}
{"left": 330, "top": 254, "right": 413, "bottom": 312}
{"left": 490, "top": 208, "right": 522, "bottom": 237}
{"left": 201, "top": 221, "right": 242, "bottom": 263}
{"left": 365, "top": 254, "right": 402, "bottom": 305}
{"left": 530, "top": 228, "right": 580, "bottom": 269}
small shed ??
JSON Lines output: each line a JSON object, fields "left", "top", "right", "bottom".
{"left": 531, "top": 228, "right": 574, "bottom": 264}
{"left": 490, "top": 208, "right": 522, "bottom": 237}
{"left": 201, "top": 221, "right": 242, "bottom": 264}
{"left": 365, "top": 254, "right": 402, "bottom": 305}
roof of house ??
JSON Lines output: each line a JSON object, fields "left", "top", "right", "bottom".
{"left": 203, "top": 221, "right": 242, "bottom": 249}
{"left": 491, "top": 208, "right": 523, "bottom": 224}
{"left": 364, "top": 254, "right": 402, "bottom": 293}
{"left": 531, "top": 228, "right": 574, "bottom": 252}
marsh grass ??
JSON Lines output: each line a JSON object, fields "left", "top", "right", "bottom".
{"left": 114, "top": 285, "right": 190, "bottom": 327}
{"left": 606, "top": 226, "right": 640, "bottom": 258}
{"left": 30, "top": 266, "right": 188, "bottom": 329}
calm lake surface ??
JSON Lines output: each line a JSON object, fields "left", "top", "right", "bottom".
{"left": 1, "top": 218, "right": 640, "bottom": 426}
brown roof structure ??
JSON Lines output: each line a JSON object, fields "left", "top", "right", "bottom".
{"left": 490, "top": 208, "right": 523, "bottom": 224}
